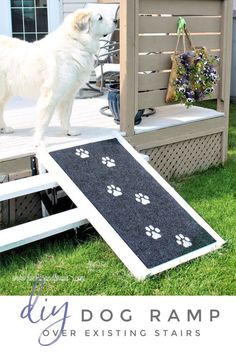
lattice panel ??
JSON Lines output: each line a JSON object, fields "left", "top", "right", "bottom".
{"left": 0, "top": 175, "right": 8, "bottom": 230}
{"left": 14, "top": 193, "right": 42, "bottom": 225}
{"left": 142, "top": 133, "right": 223, "bottom": 180}
{"left": 0, "top": 200, "right": 8, "bottom": 230}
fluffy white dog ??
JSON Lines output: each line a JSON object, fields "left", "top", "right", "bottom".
{"left": 0, "top": 9, "right": 117, "bottom": 145}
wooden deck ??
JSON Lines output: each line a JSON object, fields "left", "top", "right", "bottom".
{"left": 0, "top": 95, "right": 223, "bottom": 162}
{"left": 1, "top": 95, "right": 119, "bottom": 161}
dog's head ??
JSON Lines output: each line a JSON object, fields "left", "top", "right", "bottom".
{"left": 65, "top": 9, "right": 117, "bottom": 41}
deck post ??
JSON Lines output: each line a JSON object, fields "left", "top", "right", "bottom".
{"left": 120, "top": 0, "right": 138, "bottom": 137}
{"left": 217, "top": 0, "right": 233, "bottom": 162}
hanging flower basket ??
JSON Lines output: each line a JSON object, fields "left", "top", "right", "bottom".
{"left": 174, "top": 48, "right": 220, "bottom": 107}
{"left": 166, "top": 18, "right": 220, "bottom": 107}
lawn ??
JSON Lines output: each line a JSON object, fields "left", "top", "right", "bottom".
{"left": 0, "top": 101, "right": 235, "bottom": 296}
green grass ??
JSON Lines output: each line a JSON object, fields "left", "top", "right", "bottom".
{"left": 0, "top": 101, "right": 236, "bottom": 296}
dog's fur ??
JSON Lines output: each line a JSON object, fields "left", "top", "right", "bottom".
{"left": 0, "top": 9, "right": 116, "bottom": 144}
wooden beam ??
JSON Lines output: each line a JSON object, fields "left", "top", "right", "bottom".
{"left": 0, "top": 173, "right": 58, "bottom": 202}
{"left": 139, "top": 34, "right": 221, "bottom": 53}
{"left": 0, "top": 208, "right": 87, "bottom": 253}
{"left": 217, "top": 0, "right": 233, "bottom": 162}
{"left": 139, "top": 0, "right": 222, "bottom": 16}
{"left": 139, "top": 15, "right": 221, "bottom": 34}
{"left": 98, "top": 0, "right": 120, "bottom": 3}
{"left": 120, "top": 0, "right": 138, "bottom": 136}
{"left": 127, "top": 117, "right": 225, "bottom": 151}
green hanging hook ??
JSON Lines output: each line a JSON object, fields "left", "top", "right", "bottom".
{"left": 177, "top": 17, "right": 186, "bottom": 35}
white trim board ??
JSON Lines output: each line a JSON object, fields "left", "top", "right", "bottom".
{"left": 0, "top": 171, "right": 85, "bottom": 253}
{"left": 47, "top": 0, "right": 63, "bottom": 32}
{"left": 0, "top": 0, "right": 12, "bottom": 36}
{"left": 37, "top": 135, "right": 225, "bottom": 280}
{"left": 0, "top": 208, "right": 87, "bottom": 253}
{"left": 0, "top": 173, "right": 58, "bottom": 202}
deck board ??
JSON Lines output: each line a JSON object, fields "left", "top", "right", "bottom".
{"left": 0, "top": 96, "right": 224, "bottom": 162}
{"left": 1, "top": 95, "right": 119, "bottom": 161}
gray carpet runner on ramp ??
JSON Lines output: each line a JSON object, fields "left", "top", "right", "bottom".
{"left": 48, "top": 137, "right": 225, "bottom": 278}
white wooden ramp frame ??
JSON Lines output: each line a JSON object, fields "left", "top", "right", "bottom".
{"left": 36, "top": 134, "right": 225, "bottom": 280}
{"left": 0, "top": 174, "right": 88, "bottom": 252}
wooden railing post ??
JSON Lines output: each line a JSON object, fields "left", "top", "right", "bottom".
{"left": 217, "top": 0, "right": 233, "bottom": 162}
{"left": 120, "top": 0, "right": 139, "bottom": 137}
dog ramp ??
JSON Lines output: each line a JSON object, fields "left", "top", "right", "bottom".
{"left": 37, "top": 136, "right": 225, "bottom": 280}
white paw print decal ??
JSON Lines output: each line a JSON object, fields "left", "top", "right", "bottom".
{"left": 135, "top": 193, "right": 150, "bottom": 205}
{"left": 145, "top": 225, "right": 162, "bottom": 240}
{"left": 175, "top": 234, "right": 192, "bottom": 248}
{"left": 107, "top": 185, "right": 123, "bottom": 197}
{"left": 75, "top": 148, "right": 89, "bottom": 159}
{"left": 102, "top": 157, "right": 116, "bottom": 168}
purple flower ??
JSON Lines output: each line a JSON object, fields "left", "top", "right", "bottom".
{"left": 186, "top": 51, "right": 195, "bottom": 57}
{"left": 180, "top": 53, "right": 188, "bottom": 61}
{"left": 186, "top": 90, "right": 195, "bottom": 99}
{"left": 178, "top": 74, "right": 189, "bottom": 85}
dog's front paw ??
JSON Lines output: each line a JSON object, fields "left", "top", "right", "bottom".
{"left": 35, "top": 140, "right": 46, "bottom": 149}
{"left": 34, "top": 134, "right": 46, "bottom": 148}
{"left": 0, "top": 126, "right": 14, "bottom": 134}
{"left": 67, "top": 127, "right": 81, "bottom": 136}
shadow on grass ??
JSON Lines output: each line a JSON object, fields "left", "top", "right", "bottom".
{"left": 0, "top": 223, "right": 99, "bottom": 272}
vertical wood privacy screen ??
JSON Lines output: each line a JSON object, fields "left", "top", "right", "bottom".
{"left": 119, "top": 0, "right": 233, "bottom": 178}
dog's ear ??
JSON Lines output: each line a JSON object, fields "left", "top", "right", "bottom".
{"left": 74, "top": 12, "right": 91, "bottom": 33}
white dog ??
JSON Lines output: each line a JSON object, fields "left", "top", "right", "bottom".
{"left": 0, "top": 9, "right": 117, "bottom": 145}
